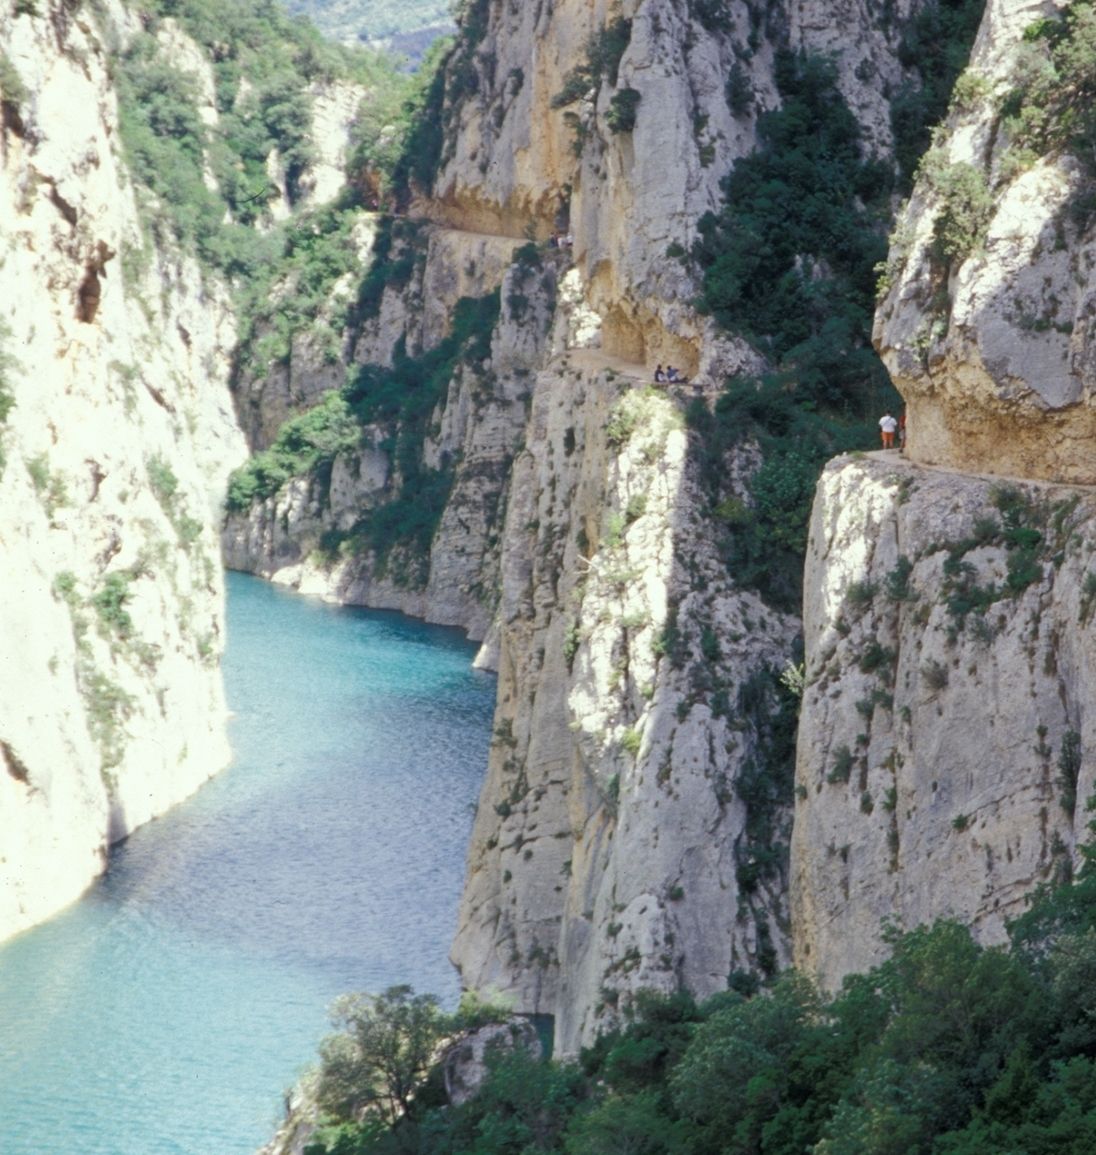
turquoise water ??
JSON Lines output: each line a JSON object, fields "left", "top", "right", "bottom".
{"left": 0, "top": 572, "right": 495, "bottom": 1154}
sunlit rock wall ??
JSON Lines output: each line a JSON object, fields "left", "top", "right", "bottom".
{"left": 793, "top": 454, "right": 1096, "bottom": 985}
{"left": 875, "top": 0, "right": 1096, "bottom": 484}
{"left": 0, "top": 0, "right": 245, "bottom": 941}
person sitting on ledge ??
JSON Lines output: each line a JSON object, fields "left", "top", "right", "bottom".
{"left": 654, "top": 364, "right": 665, "bottom": 383}
{"left": 666, "top": 365, "right": 681, "bottom": 382}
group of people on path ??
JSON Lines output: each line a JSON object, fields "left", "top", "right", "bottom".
{"left": 653, "top": 363, "right": 685, "bottom": 384}
{"left": 879, "top": 410, "right": 907, "bottom": 451}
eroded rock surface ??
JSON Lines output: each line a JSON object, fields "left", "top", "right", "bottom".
{"left": 0, "top": 0, "right": 246, "bottom": 940}
{"left": 793, "top": 454, "right": 1096, "bottom": 985}
{"left": 875, "top": 0, "right": 1096, "bottom": 483}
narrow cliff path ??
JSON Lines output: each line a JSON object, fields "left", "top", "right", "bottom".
{"left": 864, "top": 449, "right": 1096, "bottom": 493}
{"left": 568, "top": 347, "right": 650, "bottom": 379}
{"left": 402, "top": 209, "right": 665, "bottom": 384}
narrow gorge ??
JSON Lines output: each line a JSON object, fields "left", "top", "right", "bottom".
{"left": 7, "top": 0, "right": 1096, "bottom": 1142}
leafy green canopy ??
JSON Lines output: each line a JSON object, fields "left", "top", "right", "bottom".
{"left": 225, "top": 390, "right": 360, "bottom": 510}
{"left": 1003, "top": 2, "right": 1096, "bottom": 170}
{"left": 690, "top": 51, "right": 897, "bottom": 610}
{"left": 303, "top": 851, "right": 1096, "bottom": 1155}
{"left": 695, "top": 52, "right": 890, "bottom": 360}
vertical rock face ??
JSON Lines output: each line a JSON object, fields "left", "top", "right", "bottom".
{"left": 222, "top": 224, "right": 546, "bottom": 639}
{"left": 234, "top": 0, "right": 1095, "bottom": 1052}
{"left": 797, "top": 0, "right": 1096, "bottom": 989}
{"left": 793, "top": 455, "right": 1096, "bottom": 986}
{"left": 451, "top": 362, "right": 799, "bottom": 1053}
{"left": 874, "top": 0, "right": 1096, "bottom": 483}
{"left": 429, "top": 0, "right": 927, "bottom": 1052}
{"left": 431, "top": 0, "right": 916, "bottom": 376}
{"left": 0, "top": 0, "right": 245, "bottom": 942}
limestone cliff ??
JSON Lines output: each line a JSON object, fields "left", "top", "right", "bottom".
{"left": 794, "top": 0, "right": 1096, "bottom": 987}
{"left": 224, "top": 0, "right": 988, "bottom": 1054}
{"left": 428, "top": 0, "right": 934, "bottom": 1052}
{"left": 223, "top": 222, "right": 539, "bottom": 639}
{"left": 450, "top": 362, "right": 800, "bottom": 1053}
{"left": 875, "top": 0, "right": 1096, "bottom": 483}
{"left": 0, "top": 0, "right": 246, "bottom": 941}
{"left": 793, "top": 455, "right": 1096, "bottom": 985}
{"left": 430, "top": 0, "right": 919, "bottom": 377}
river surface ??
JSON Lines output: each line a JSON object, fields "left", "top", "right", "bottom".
{"left": 0, "top": 572, "right": 495, "bottom": 1154}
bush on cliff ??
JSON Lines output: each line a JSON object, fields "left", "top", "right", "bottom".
{"left": 690, "top": 52, "right": 895, "bottom": 609}
{"left": 225, "top": 391, "right": 360, "bottom": 511}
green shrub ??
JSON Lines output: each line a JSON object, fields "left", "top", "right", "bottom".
{"left": 620, "top": 727, "right": 643, "bottom": 757}
{"left": 552, "top": 15, "right": 632, "bottom": 107}
{"left": 607, "top": 87, "right": 641, "bottom": 133}
{"left": 226, "top": 391, "right": 360, "bottom": 511}
{"left": 1058, "top": 729, "right": 1083, "bottom": 816}
{"left": 828, "top": 745, "right": 854, "bottom": 784}
{"left": 1002, "top": 2, "right": 1096, "bottom": 182}
{"left": 688, "top": 53, "right": 899, "bottom": 608}
{"left": 929, "top": 161, "right": 994, "bottom": 266}
{"left": 315, "top": 986, "right": 450, "bottom": 1128}
{"left": 0, "top": 50, "right": 29, "bottom": 124}
{"left": 725, "top": 61, "right": 753, "bottom": 116}
{"left": 83, "top": 670, "right": 134, "bottom": 775}
{"left": 693, "top": 51, "right": 890, "bottom": 362}
{"left": 299, "top": 873, "right": 1096, "bottom": 1155}
{"left": 885, "top": 555, "right": 917, "bottom": 601}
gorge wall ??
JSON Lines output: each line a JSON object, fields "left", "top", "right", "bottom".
{"left": 242, "top": 0, "right": 1096, "bottom": 1065}
{"left": 0, "top": 0, "right": 244, "bottom": 940}
{"left": 224, "top": 0, "right": 1002, "bottom": 1057}
{"left": 875, "top": 0, "right": 1096, "bottom": 484}
{"left": 793, "top": 456, "right": 1096, "bottom": 984}
{"left": 793, "top": 0, "right": 1096, "bottom": 981}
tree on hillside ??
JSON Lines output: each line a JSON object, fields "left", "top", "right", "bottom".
{"left": 316, "top": 985, "right": 450, "bottom": 1127}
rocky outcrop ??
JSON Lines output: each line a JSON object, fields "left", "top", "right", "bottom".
{"left": 793, "top": 453, "right": 1096, "bottom": 986}
{"left": 800, "top": 0, "right": 1096, "bottom": 989}
{"left": 223, "top": 224, "right": 550, "bottom": 640}
{"left": 0, "top": 0, "right": 245, "bottom": 942}
{"left": 429, "top": 0, "right": 917, "bottom": 376}
{"left": 225, "top": 0, "right": 989, "bottom": 1053}
{"left": 441, "top": 1018, "right": 541, "bottom": 1105}
{"left": 875, "top": 0, "right": 1096, "bottom": 484}
{"left": 451, "top": 359, "right": 799, "bottom": 1054}
{"left": 234, "top": 0, "right": 1080, "bottom": 1059}
{"left": 431, "top": 0, "right": 942, "bottom": 1052}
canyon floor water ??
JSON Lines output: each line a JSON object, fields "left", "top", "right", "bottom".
{"left": 0, "top": 571, "right": 495, "bottom": 1154}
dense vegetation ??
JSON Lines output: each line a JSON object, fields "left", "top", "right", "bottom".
{"left": 890, "top": 0, "right": 986, "bottom": 185}
{"left": 1002, "top": 1, "right": 1096, "bottom": 173}
{"left": 321, "top": 289, "right": 500, "bottom": 583}
{"left": 300, "top": 842, "right": 1096, "bottom": 1155}
{"left": 688, "top": 0, "right": 984, "bottom": 612}
{"left": 114, "top": 0, "right": 425, "bottom": 277}
{"left": 690, "top": 51, "right": 897, "bottom": 611}
{"left": 114, "top": 0, "right": 472, "bottom": 575}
